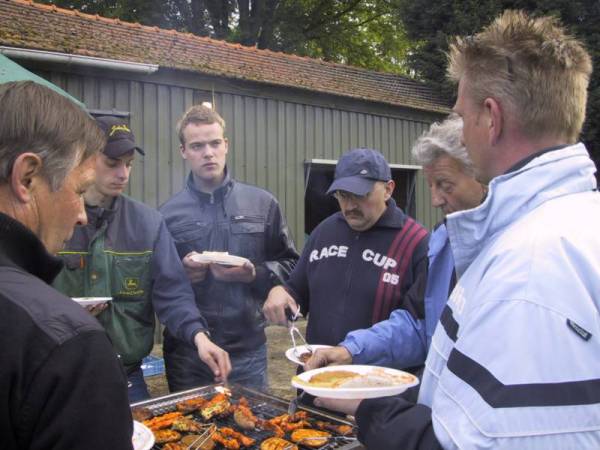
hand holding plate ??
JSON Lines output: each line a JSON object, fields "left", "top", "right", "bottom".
{"left": 314, "top": 397, "right": 363, "bottom": 416}
{"left": 304, "top": 346, "right": 353, "bottom": 371}
{"left": 85, "top": 302, "right": 109, "bottom": 316}
{"left": 210, "top": 260, "right": 256, "bottom": 283}
{"left": 183, "top": 251, "right": 210, "bottom": 283}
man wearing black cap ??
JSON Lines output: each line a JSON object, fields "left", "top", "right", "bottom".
{"left": 53, "top": 116, "right": 231, "bottom": 402}
{"left": 263, "top": 148, "right": 428, "bottom": 366}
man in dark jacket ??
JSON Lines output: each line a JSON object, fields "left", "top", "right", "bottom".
{"left": 160, "top": 104, "right": 299, "bottom": 391}
{"left": 53, "top": 116, "right": 230, "bottom": 402}
{"left": 0, "top": 81, "right": 133, "bottom": 449}
{"left": 263, "top": 148, "right": 428, "bottom": 355}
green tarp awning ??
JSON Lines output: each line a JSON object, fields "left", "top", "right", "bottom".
{"left": 0, "top": 53, "right": 84, "bottom": 108}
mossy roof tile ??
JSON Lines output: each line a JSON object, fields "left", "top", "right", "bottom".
{"left": 0, "top": 0, "right": 450, "bottom": 113}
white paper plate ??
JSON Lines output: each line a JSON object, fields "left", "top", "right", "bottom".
{"left": 189, "top": 252, "right": 250, "bottom": 267}
{"left": 132, "top": 420, "right": 155, "bottom": 450}
{"left": 72, "top": 297, "right": 113, "bottom": 306}
{"left": 292, "top": 365, "right": 419, "bottom": 399}
{"left": 285, "top": 345, "right": 333, "bottom": 366}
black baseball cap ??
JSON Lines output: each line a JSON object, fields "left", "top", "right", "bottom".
{"left": 326, "top": 148, "right": 391, "bottom": 196}
{"left": 95, "top": 116, "right": 144, "bottom": 158}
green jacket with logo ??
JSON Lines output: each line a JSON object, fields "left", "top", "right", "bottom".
{"left": 53, "top": 195, "right": 208, "bottom": 373}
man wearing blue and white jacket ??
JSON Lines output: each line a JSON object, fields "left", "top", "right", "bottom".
{"left": 316, "top": 10, "right": 600, "bottom": 449}
{"left": 304, "top": 115, "right": 486, "bottom": 371}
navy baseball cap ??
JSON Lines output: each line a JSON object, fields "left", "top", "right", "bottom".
{"left": 326, "top": 148, "right": 391, "bottom": 196}
{"left": 95, "top": 116, "right": 144, "bottom": 158}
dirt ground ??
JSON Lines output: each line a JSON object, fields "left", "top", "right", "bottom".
{"left": 146, "top": 320, "right": 307, "bottom": 400}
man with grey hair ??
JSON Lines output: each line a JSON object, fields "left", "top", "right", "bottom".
{"left": 304, "top": 114, "right": 485, "bottom": 372}
{"left": 316, "top": 10, "right": 600, "bottom": 449}
{"left": 0, "top": 81, "right": 133, "bottom": 449}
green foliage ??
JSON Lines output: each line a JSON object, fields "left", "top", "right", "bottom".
{"left": 270, "top": 0, "right": 411, "bottom": 74}
{"left": 398, "top": 0, "right": 600, "bottom": 164}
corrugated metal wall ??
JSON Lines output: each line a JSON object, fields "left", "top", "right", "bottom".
{"left": 41, "top": 70, "right": 444, "bottom": 246}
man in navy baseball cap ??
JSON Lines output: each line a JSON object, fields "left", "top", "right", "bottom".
{"left": 263, "top": 145, "right": 428, "bottom": 392}
{"left": 324, "top": 148, "right": 394, "bottom": 231}
{"left": 326, "top": 148, "right": 392, "bottom": 196}
{"left": 95, "top": 116, "right": 145, "bottom": 158}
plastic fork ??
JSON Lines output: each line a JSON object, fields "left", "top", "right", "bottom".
{"left": 286, "top": 307, "right": 313, "bottom": 358}
{"left": 289, "top": 324, "right": 314, "bottom": 359}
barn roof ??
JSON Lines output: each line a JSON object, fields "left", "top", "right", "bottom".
{"left": 0, "top": 0, "right": 450, "bottom": 114}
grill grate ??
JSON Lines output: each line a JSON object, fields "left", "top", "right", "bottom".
{"left": 132, "top": 384, "right": 362, "bottom": 450}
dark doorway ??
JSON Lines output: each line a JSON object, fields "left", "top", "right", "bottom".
{"left": 304, "top": 160, "right": 418, "bottom": 236}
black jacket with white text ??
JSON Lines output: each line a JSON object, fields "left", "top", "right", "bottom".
{"left": 286, "top": 199, "right": 429, "bottom": 346}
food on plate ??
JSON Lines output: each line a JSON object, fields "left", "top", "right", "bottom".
{"left": 143, "top": 411, "right": 183, "bottom": 430}
{"left": 131, "top": 406, "right": 153, "bottom": 422}
{"left": 233, "top": 397, "right": 258, "bottom": 430}
{"left": 314, "top": 420, "right": 353, "bottom": 436}
{"left": 201, "top": 392, "right": 231, "bottom": 420}
{"left": 153, "top": 428, "right": 182, "bottom": 444}
{"left": 336, "top": 367, "right": 416, "bottom": 388}
{"left": 176, "top": 396, "right": 208, "bottom": 414}
{"left": 201, "top": 251, "right": 230, "bottom": 257}
{"left": 290, "top": 428, "right": 331, "bottom": 448}
{"left": 297, "top": 350, "right": 312, "bottom": 363}
{"left": 219, "top": 427, "right": 255, "bottom": 447}
{"left": 171, "top": 417, "right": 206, "bottom": 433}
{"left": 305, "top": 367, "right": 416, "bottom": 388}
{"left": 181, "top": 433, "right": 217, "bottom": 450}
{"left": 259, "top": 437, "right": 299, "bottom": 450}
{"left": 306, "top": 370, "right": 361, "bottom": 387}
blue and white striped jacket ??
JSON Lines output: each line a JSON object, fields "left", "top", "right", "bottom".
{"left": 421, "top": 143, "right": 600, "bottom": 449}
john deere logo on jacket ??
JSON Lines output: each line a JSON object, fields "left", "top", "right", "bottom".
{"left": 120, "top": 277, "right": 143, "bottom": 296}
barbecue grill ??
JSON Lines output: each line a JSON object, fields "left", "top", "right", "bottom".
{"left": 132, "top": 384, "right": 364, "bottom": 450}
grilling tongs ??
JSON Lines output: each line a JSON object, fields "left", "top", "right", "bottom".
{"left": 286, "top": 307, "right": 312, "bottom": 359}
{"left": 286, "top": 307, "right": 312, "bottom": 415}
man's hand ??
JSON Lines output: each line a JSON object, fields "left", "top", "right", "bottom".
{"left": 182, "top": 252, "right": 210, "bottom": 283}
{"left": 314, "top": 397, "right": 363, "bottom": 416}
{"left": 85, "top": 302, "right": 109, "bottom": 316}
{"left": 193, "top": 331, "right": 231, "bottom": 383}
{"left": 210, "top": 261, "right": 256, "bottom": 283}
{"left": 304, "top": 346, "right": 353, "bottom": 371}
{"left": 263, "top": 285, "right": 299, "bottom": 326}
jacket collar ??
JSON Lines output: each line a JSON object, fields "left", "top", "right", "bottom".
{"left": 446, "top": 143, "right": 596, "bottom": 276}
{"left": 503, "top": 144, "right": 569, "bottom": 175}
{"left": 186, "top": 168, "right": 233, "bottom": 203}
{"left": 0, "top": 212, "right": 64, "bottom": 283}
{"left": 85, "top": 196, "right": 120, "bottom": 228}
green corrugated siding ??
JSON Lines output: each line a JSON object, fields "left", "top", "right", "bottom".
{"left": 42, "top": 70, "right": 444, "bottom": 244}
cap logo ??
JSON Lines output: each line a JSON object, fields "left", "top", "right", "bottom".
{"left": 360, "top": 169, "right": 368, "bottom": 175}
{"left": 109, "top": 124, "right": 131, "bottom": 136}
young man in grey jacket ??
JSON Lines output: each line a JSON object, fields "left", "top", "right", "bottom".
{"left": 160, "top": 104, "right": 298, "bottom": 391}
